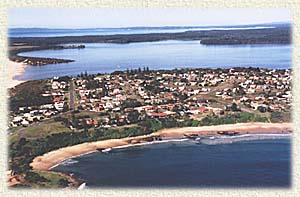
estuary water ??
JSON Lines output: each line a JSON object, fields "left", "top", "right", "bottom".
{"left": 16, "top": 41, "right": 291, "bottom": 80}
{"left": 53, "top": 138, "right": 291, "bottom": 187}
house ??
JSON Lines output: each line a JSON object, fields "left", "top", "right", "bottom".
{"left": 54, "top": 102, "right": 64, "bottom": 111}
{"left": 149, "top": 112, "right": 168, "bottom": 118}
{"left": 21, "top": 119, "right": 29, "bottom": 127}
{"left": 197, "top": 106, "right": 210, "bottom": 113}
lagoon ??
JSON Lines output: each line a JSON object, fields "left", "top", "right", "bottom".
{"left": 16, "top": 40, "right": 291, "bottom": 80}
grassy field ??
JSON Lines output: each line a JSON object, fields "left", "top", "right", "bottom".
{"left": 9, "top": 134, "right": 20, "bottom": 143}
{"left": 62, "top": 110, "right": 102, "bottom": 119}
{"left": 24, "top": 121, "right": 71, "bottom": 138}
{"left": 34, "top": 170, "right": 70, "bottom": 188}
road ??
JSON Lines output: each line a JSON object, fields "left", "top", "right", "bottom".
{"left": 69, "top": 79, "right": 75, "bottom": 110}
{"left": 186, "top": 79, "right": 266, "bottom": 116}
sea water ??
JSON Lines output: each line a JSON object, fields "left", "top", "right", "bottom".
{"left": 53, "top": 138, "right": 291, "bottom": 187}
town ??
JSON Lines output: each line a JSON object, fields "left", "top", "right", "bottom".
{"left": 8, "top": 67, "right": 292, "bottom": 136}
{"left": 8, "top": 67, "right": 292, "bottom": 188}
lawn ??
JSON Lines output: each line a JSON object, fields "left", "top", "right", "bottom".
{"left": 24, "top": 121, "right": 72, "bottom": 138}
{"left": 34, "top": 170, "right": 70, "bottom": 188}
{"left": 9, "top": 133, "right": 20, "bottom": 143}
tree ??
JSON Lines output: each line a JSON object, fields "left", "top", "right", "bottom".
{"left": 58, "top": 179, "right": 69, "bottom": 187}
{"left": 121, "top": 99, "right": 142, "bottom": 109}
{"left": 127, "top": 110, "right": 140, "bottom": 123}
{"left": 25, "top": 171, "right": 48, "bottom": 183}
{"left": 236, "top": 88, "right": 246, "bottom": 96}
{"left": 191, "top": 120, "right": 199, "bottom": 127}
{"left": 231, "top": 103, "right": 239, "bottom": 112}
{"left": 270, "top": 112, "right": 284, "bottom": 123}
{"left": 257, "top": 106, "right": 267, "bottom": 113}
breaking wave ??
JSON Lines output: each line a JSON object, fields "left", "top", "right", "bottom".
{"left": 196, "top": 133, "right": 291, "bottom": 145}
{"left": 60, "top": 158, "right": 79, "bottom": 166}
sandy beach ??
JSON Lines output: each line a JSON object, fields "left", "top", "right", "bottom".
{"left": 8, "top": 60, "right": 27, "bottom": 88}
{"left": 30, "top": 122, "right": 292, "bottom": 171}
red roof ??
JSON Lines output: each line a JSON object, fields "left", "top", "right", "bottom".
{"left": 150, "top": 112, "right": 168, "bottom": 117}
{"left": 53, "top": 97, "right": 61, "bottom": 102}
{"left": 164, "top": 93, "right": 173, "bottom": 98}
{"left": 198, "top": 107, "right": 209, "bottom": 113}
{"left": 93, "top": 120, "right": 98, "bottom": 125}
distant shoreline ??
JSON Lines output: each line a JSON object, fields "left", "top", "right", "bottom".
{"left": 30, "top": 122, "right": 292, "bottom": 171}
{"left": 9, "top": 26, "right": 290, "bottom": 66}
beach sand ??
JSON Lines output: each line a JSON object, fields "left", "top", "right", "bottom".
{"left": 8, "top": 60, "right": 27, "bottom": 88}
{"left": 30, "top": 122, "right": 292, "bottom": 171}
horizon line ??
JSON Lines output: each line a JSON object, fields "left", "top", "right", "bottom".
{"left": 9, "top": 21, "right": 291, "bottom": 30}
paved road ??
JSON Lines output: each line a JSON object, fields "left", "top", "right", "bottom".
{"left": 70, "top": 79, "right": 75, "bottom": 110}
{"left": 186, "top": 79, "right": 264, "bottom": 115}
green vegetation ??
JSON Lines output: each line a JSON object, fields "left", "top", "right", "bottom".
{"left": 34, "top": 171, "right": 70, "bottom": 188}
{"left": 197, "top": 112, "right": 268, "bottom": 126}
{"left": 137, "top": 112, "right": 268, "bottom": 129}
{"left": 270, "top": 112, "right": 291, "bottom": 123}
{"left": 121, "top": 99, "right": 142, "bottom": 109}
{"left": 12, "top": 170, "right": 72, "bottom": 188}
{"left": 9, "top": 124, "right": 147, "bottom": 176}
{"left": 24, "top": 171, "right": 48, "bottom": 183}
{"left": 9, "top": 80, "right": 52, "bottom": 111}
{"left": 8, "top": 66, "right": 291, "bottom": 188}
{"left": 7, "top": 108, "right": 280, "bottom": 188}
{"left": 9, "top": 26, "right": 290, "bottom": 66}
{"left": 9, "top": 134, "right": 20, "bottom": 144}
{"left": 9, "top": 110, "right": 270, "bottom": 173}
{"left": 24, "top": 121, "right": 72, "bottom": 138}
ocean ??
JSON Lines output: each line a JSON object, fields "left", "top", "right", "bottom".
{"left": 53, "top": 138, "right": 291, "bottom": 187}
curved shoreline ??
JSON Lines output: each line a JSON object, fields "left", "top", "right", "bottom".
{"left": 8, "top": 60, "right": 27, "bottom": 88}
{"left": 30, "top": 122, "right": 292, "bottom": 171}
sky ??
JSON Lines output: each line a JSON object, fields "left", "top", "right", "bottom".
{"left": 8, "top": 8, "right": 290, "bottom": 28}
